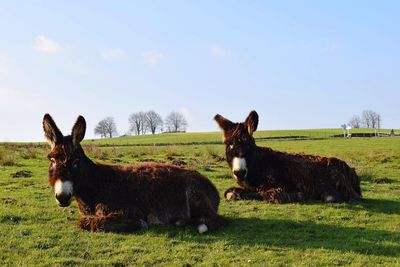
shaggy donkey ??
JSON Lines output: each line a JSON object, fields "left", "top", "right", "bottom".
{"left": 43, "top": 114, "right": 226, "bottom": 233}
{"left": 214, "top": 111, "right": 361, "bottom": 203}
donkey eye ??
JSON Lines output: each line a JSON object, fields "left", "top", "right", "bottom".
{"left": 72, "top": 159, "right": 80, "bottom": 170}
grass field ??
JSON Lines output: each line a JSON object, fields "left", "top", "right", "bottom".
{"left": 85, "top": 128, "right": 396, "bottom": 146}
{"left": 1, "top": 130, "right": 400, "bottom": 266}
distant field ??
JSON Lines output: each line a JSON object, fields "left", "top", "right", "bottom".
{"left": 84, "top": 128, "right": 397, "bottom": 146}
{"left": 1, "top": 130, "right": 399, "bottom": 266}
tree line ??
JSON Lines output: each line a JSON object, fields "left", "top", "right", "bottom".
{"left": 94, "top": 111, "right": 188, "bottom": 138}
{"left": 347, "top": 110, "right": 382, "bottom": 129}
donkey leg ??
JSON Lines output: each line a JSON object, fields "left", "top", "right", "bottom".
{"left": 189, "top": 192, "right": 228, "bottom": 233}
{"left": 325, "top": 158, "right": 361, "bottom": 202}
{"left": 77, "top": 215, "right": 148, "bottom": 233}
{"left": 319, "top": 173, "right": 349, "bottom": 203}
{"left": 224, "top": 187, "right": 263, "bottom": 201}
{"left": 320, "top": 189, "right": 346, "bottom": 203}
{"left": 258, "top": 187, "right": 304, "bottom": 204}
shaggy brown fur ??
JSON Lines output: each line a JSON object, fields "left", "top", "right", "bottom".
{"left": 214, "top": 111, "right": 361, "bottom": 203}
{"left": 43, "top": 114, "right": 226, "bottom": 233}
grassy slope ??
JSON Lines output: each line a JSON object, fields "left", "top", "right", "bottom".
{"left": 84, "top": 128, "right": 397, "bottom": 146}
{"left": 0, "top": 131, "right": 399, "bottom": 266}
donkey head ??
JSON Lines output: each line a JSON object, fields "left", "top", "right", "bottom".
{"left": 43, "top": 114, "right": 86, "bottom": 207}
{"left": 214, "top": 111, "right": 259, "bottom": 184}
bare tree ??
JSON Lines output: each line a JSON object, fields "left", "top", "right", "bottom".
{"left": 145, "top": 110, "right": 163, "bottom": 134}
{"left": 370, "top": 111, "right": 380, "bottom": 129}
{"left": 362, "top": 110, "right": 372, "bottom": 128}
{"left": 348, "top": 115, "right": 361, "bottom": 128}
{"left": 94, "top": 123, "right": 106, "bottom": 138}
{"left": 129, "top": 112, "right": 148, "bottom": 135}
{"left": 362, "top": 110, "right": 381, "bottom": 129}
{"left": 94, "top": 117, "right": 117, "bottom": 138}
{"left": 165, "top": 111, "right": 188, "bottom": 133}
{"left": 376, "top": 114, "right": 382, "bottom": 130}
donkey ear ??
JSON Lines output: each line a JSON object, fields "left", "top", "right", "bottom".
{"left": 71, "top": 115, "right": 86, "bottom": 145}
{"left": 214, "top": 114, "right": 235, "bottom": 141}
{"left": 244, "top": 110, "right": 258, "bottom": 136}
{"left": 43, "top": 114, "right": 63, "bottom": 148}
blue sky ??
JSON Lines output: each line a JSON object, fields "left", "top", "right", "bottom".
{"left": 0, "top": 1, "right": 399, "bottom": 141}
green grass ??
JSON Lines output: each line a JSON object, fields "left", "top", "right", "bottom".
{"left": 1, "top": 130, "right": 400, "bottom": 266}
{"left": 80, "top": 128, "right": 398, "bottom": 146}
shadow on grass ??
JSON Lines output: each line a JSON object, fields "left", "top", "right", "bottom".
{"left": 293, "top": 198, "right": 400, "bottom": 215}
{"left": 343, "top": 198, "right": 400, "bottom": 215}
{"left": 152, "top": 217, "right": 400, "bottom": 257}
{"left": 361, "top": 174, "right": 397, "bottom": 184}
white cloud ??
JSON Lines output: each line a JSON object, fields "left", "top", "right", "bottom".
{"left": 211, "top": 45, "right": 227, "bottom": 57}
{"left": 143, "top": 50, "right": 166, "bottom": 65}
{"left": 0, "top": 54, "right": 14, "bottom": 79}
{"left": 100, "top": 48, "right": 125, "bottom": 61}
{"left": 34, "top": 35, "right": 61, "bottom": 54}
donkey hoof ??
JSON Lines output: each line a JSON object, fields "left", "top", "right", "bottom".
{"left": 226, "top": 192, "right": 240, "bottom": 201}
{"left": 175, "top": 220, "right": 186, "bottom": 227}
{"left": 197, "top": 224, "right": 208, "bottom": 234}
{"left": 140, "top": 219, "right": 149, "bottom": 230}
{"left": 324, "top": 195, "right": 335, "bottom": 203}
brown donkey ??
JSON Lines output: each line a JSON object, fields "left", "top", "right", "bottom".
{"left": 43, "top": 114, "right": 227, "bottom": 233}
{"left": 214, "top": 111, "right": 361, "bottom": 203}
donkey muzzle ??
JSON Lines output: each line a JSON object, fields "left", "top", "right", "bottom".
{"left": 233, "top": 169, "right": 248, "bottom": 181}
{"left": 54, "top": 180, "right": 73, "bottom": 207}
{"left": 55, "top": 192, "right": 72, "bottom": 207}
{"left": 232, "top": 157, "right": 248, "bottom": 180}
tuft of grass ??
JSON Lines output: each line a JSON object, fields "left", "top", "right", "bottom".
{"left": 0, "top": 149, "right": 17, "bottom": 166}
{"left": 206, "top": 146, "right": 225, "bottom": 162}
{"left": 86, "top": 146, "right": 111, "bottom": 160}
{"left": 165, "top": 145, "right": 181, "bottom": 157}
{"left": 19, "top": 146, "right": 39, "bottom": 159}
{"left": 0, "top": 215, "right": 23, "bottom": 224}
{"left": 10, "top": 170, "right": 33, "bottom": 178}
{"left": 356, "top": 165, "right": 376, "bottom": 182}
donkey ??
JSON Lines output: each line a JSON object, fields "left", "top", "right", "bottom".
{"left": 43, "top": 114, "right": 227, "bottom": 233}
{"left": 214, "top": 111, "right": 361, "bottom": 203}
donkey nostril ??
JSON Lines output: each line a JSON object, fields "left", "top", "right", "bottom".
{"left": 55, "top": 193, "right": 71, "bottom": 205}
{"left": 234, "top": 170, "right": 247, "bottom": 179}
